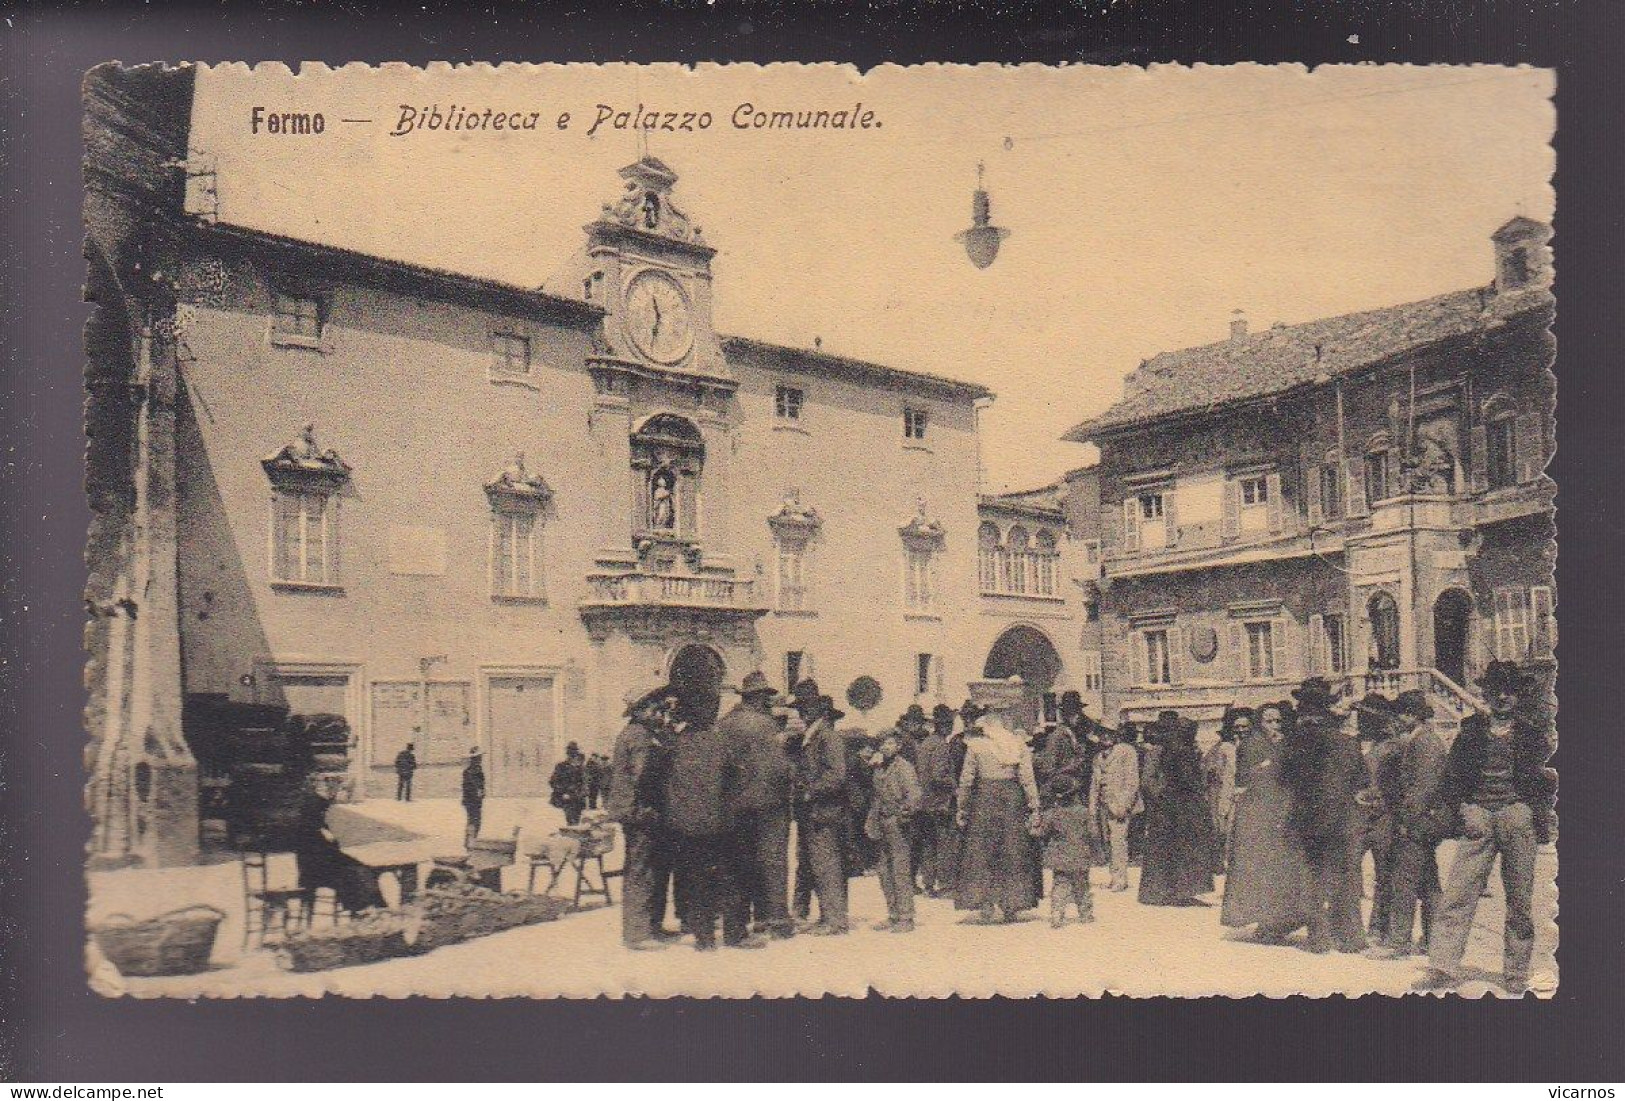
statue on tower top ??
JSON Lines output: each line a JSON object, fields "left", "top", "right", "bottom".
{"left": 601, "top": 156, "right": 703, "bottom": 244}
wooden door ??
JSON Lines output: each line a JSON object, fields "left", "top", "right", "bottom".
{"left": 486, "top": 676, "right": 556, "bottom": 797}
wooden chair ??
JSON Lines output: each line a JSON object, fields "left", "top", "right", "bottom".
{"left": 240, "top": 851, "right": 314, "bottom": 948}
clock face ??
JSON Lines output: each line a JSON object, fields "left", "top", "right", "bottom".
{"left": 624, "top": 270, "right": 694, "bottom": 364}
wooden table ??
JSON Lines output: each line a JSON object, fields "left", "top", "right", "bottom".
{"left": 343, "top": 840, "right": 433, "bottom": 903}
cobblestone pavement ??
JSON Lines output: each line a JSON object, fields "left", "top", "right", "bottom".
{"left": 88, "top": 798, "right": 1556, "bottom": 999}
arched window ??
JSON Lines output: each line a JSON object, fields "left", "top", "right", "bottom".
{"left": 1482, "top": 394, "right": 1519, "bottom": 490}
{"left": 1034, "top": 530, "right": 1059, "bottom": 596}
{"left": 1005, "top": 526, "right": 1030, "bottom": 593}
{"left": 631, "top": 414, "right": 705, "bottom": 540}
{"left": 977, "top": 521, "right": 1002, "bottom": 593}
{"left": 1365, "top": 431, "right": 1394, "bottom": 506}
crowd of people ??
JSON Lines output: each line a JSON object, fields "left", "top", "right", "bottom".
{"left": 591, "top": 660, "right": 1551, "bottom": 992}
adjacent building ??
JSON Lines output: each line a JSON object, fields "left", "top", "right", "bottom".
{"left": 1063, "top": 218, "right": 1555, "bottom": 740}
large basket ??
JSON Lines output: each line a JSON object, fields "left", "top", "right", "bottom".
{"left": 408, "top": 887, "right": 570, "bottom": 952}
{"left": 276, "top": 911, "right": 415, "bottom": 972}
{"left": 91, "top": 905, "right": 225, "bottom": 977}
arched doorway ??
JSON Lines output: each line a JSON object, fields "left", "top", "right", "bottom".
{"left": 983, "top": 625, "right": 1064, "bottom": 732}
{"left": 668, "top": 644, "right": 725, "bottom": 728}
{"left": 1433, "top": 588, "right": 1473, "bottom": 687}
{"left": 1368, "top": 591, "right": 1401, "bottom": 672}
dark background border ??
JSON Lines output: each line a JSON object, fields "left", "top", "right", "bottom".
{"left": 2, "top": 0, "right": 1621, "bottom": 1082}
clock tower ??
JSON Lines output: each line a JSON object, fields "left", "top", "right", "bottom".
{"left": 562, "top": 156, "right": 730, "bottom": 383}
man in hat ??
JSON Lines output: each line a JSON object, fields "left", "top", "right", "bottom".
{"left": 895, "top": 704, "right": 930, "bottom": 886}
{"left": 1353, "top": 693, "right": 1401, "bottom": 944}
{"left": 1415, "top": 661, "right": 1553, "bottom": 993}
{"left": 664, "top": 693, "right": 762, "bottom": 952}
{"left": 1280, "top": 677, "right": 1367, "bottom": 953}
{"left": 550, "top": 742, "right": 588, "bottom": 826}
{"left": 1368, "top": 689, "right": 1446, "bottom": 959}
{"left": 793, "top": 692, "right": 850, "bottom": 934}
{"left": 394, "top": 740, "right": 418, "bottom": 802}
{"left": 913, "top": 703, "right": 957, "bottom": 896}
{"left": 607, "top": 684, "right": 679, "bottom": 951}
{"left": 461, "top": 745, "right": 486, "bottom": 846}
{"left": 719, "top": 671, "right": 797, "bottom": 939}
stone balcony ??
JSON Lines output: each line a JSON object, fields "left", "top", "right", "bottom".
{"left": 578, "top": 569, "right": 768, "bottom": 643}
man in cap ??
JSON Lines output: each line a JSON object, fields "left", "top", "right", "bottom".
{"left": 607, "top": 684, "right": 679, "bottom": 951}
{"left": 1415, "top": 661, "right": 1553, "bottom": 993}
{"left": 1280, "top": 677, "right": 1367, "bottom": 953}
{"left": 1368, "top": 689, "right": 1445, "bottom": 959}
{"left": 1089, "top": 723, "right": 1141, "bottom": 891}
{"left": 461, "top": 745, "right": 486, "bottom": 846}
{"left": 793, "top": 692, "right": 850, "bottom": 934}
{"left": 719, "top": 671, "right": 797, "bottom": 939}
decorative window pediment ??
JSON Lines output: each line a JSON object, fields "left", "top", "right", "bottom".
{"left": 484, "top": 452, "right": 553, "bottom": 509}
{"left": 261, "top": 424, "right": 351, "bottom": 488}
{"left": 767, "top": 489, "right": 822, "bottom": 541}
{"left": 898, "top": 499, "right": 946, "bottom": 548}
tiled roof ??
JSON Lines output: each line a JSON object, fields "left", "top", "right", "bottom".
{"left": 1064, "top": 283, "right": 1552, "bottom": 441}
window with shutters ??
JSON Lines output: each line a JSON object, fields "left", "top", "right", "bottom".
{"left": 1317, "top": 460, "right": 1345, "bottom": 520}
{"left": 1365, "top": 448, "right": 1392, "bottom": 506}
{"left": 1134, "top": 491, "right": 1168, "bottom": 551}
{"left": 904, "top": 547, "right": 936, "bottom": 613}
{"left": 491, "top": 508, "right": 543, "bottom": 600}
{"left": 1323, "top": 613, "right": 1348, "bottom": 674}
{"left": 270, "top": 487, "right": 337, "bottom": 586}
{"left": 1082, "top": 650, "right": 1104, "bottom": 693}
{"left": 1243, "top": 620, "right": 1276, "bottom": 680}
{"left": 776, "top": 541, "right": 808, "bottom": 611}
{"left": 1143, "top": 628, "right": 1173, "bottom": 686}
{"left": 1239, "top": 475, "right": 1270, "bottom": 533}
{"left": 1486, "top": 413, "right": 1517, "bottom": 489}
{"left": 1493, "top": 587, "right": 1545, "bottom": 661}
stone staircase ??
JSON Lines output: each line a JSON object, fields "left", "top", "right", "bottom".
{"left": 1349, "top": 667, "right": 1487, "bottom": 743}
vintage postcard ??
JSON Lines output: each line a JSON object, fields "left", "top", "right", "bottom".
{"left": 83, "top": 61, "right": 1556, "bottom": 999}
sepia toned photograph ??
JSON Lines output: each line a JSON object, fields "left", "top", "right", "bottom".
{"left": 82, "top": 60, "right": 1556, "bottom": 999}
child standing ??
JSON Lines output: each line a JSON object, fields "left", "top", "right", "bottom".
{"left": 866, "top": 729, "right": 923, "bottom": 933}
{"left": 1037, "top": 775, "right": 1096, "bottom": 927}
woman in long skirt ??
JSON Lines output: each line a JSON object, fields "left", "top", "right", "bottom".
{"left": 1220, "top": 702, "right": 1310, "bottom": 939}
{"left": 1138, "top": 712, "right": 1216, "bottom": 906}
{"left": 954, "top": 702, "right": 1042, "bottom": 923}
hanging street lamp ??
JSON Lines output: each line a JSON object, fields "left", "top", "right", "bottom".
{"left": 955, "top": 161, "right": 1010, "bottom": 269}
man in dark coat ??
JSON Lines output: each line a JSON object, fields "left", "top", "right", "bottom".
{"left": 1281, "top": 677, "right": 1368, "bottom": 953}
{"left": 719, "top": 671, "right": 796, "bottom": 939}
{"left": 461, "top": 746, "right": 486, "bottom": 846}
{"left": 1415, "top": 661, "right": 1554, "bottom": 994}
{"left": 664, "top": 707, "right": 763, "bottom": 951}
{"left": 394, "top": 741, "right": 417, "bottom": 802}
{"left": 1368, "top": 690, "right": 1446, "bottom": 959}
{"left": 913, "top": 706, "right": 957, "bottom": 896}
{"left": 550, "top": 743, "right": 588, "bottom": 826}
{"left": 794, "top": 693, "right": 850, "bottom": 935}
{"left": 584, "top": 752, "right": 611, "bottom": 810}
{"left": 606, "top": 684, "right": 678, "bottom": 951}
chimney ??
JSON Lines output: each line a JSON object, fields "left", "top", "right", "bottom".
{"left": 1229, "top": 309, "right": 1248, "bottom": 342}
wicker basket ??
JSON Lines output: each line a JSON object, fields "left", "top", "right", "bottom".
{"left": 91, "top": 905, "right": 225, "bottom": 977}
{"left": 277, "top": 915, "right": 415, "bottom": 972}
{"left": 408, "top": 888, "right": 571, "bottom": 953}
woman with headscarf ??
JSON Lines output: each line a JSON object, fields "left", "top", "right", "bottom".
{"left": 954, "top": 700, "right": 1042, "bottom": 923}
{"left": 1204, "top": 708, "right": 1251, "bottom": 872}
{"left": 1137, "top": 711, "right": 1216, "bottom": 906}
{"left": 1220, "top": 701, "right": 1311, "bottom": 941}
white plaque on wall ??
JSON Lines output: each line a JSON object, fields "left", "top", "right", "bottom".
{"left": 388, "top": 524, "right": 447, "bottom": 575}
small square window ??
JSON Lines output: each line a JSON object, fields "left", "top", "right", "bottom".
{"left": 775, "top": 385, "right": 804, "bottom": 421}
{"left": 491, "top": 332, "right": 531, "bottom": 377}
{"left": 272, "top": 291, "right": 322, "bottom": 340}
{"left": 1240, "top": 475, "right": 1268, "bottom": 506}
{"left": 904, "top": 408, "right": 928, "bottom": 441}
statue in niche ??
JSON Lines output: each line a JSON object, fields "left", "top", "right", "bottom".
{"left": 649, "top": 467, "right": 677, "bottom": 531}
{"left": 641, "top": 191, "right": 661, "bottom": 230}
{"left": 1404, "top": 421, "right": 1457, "bottom": 495}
